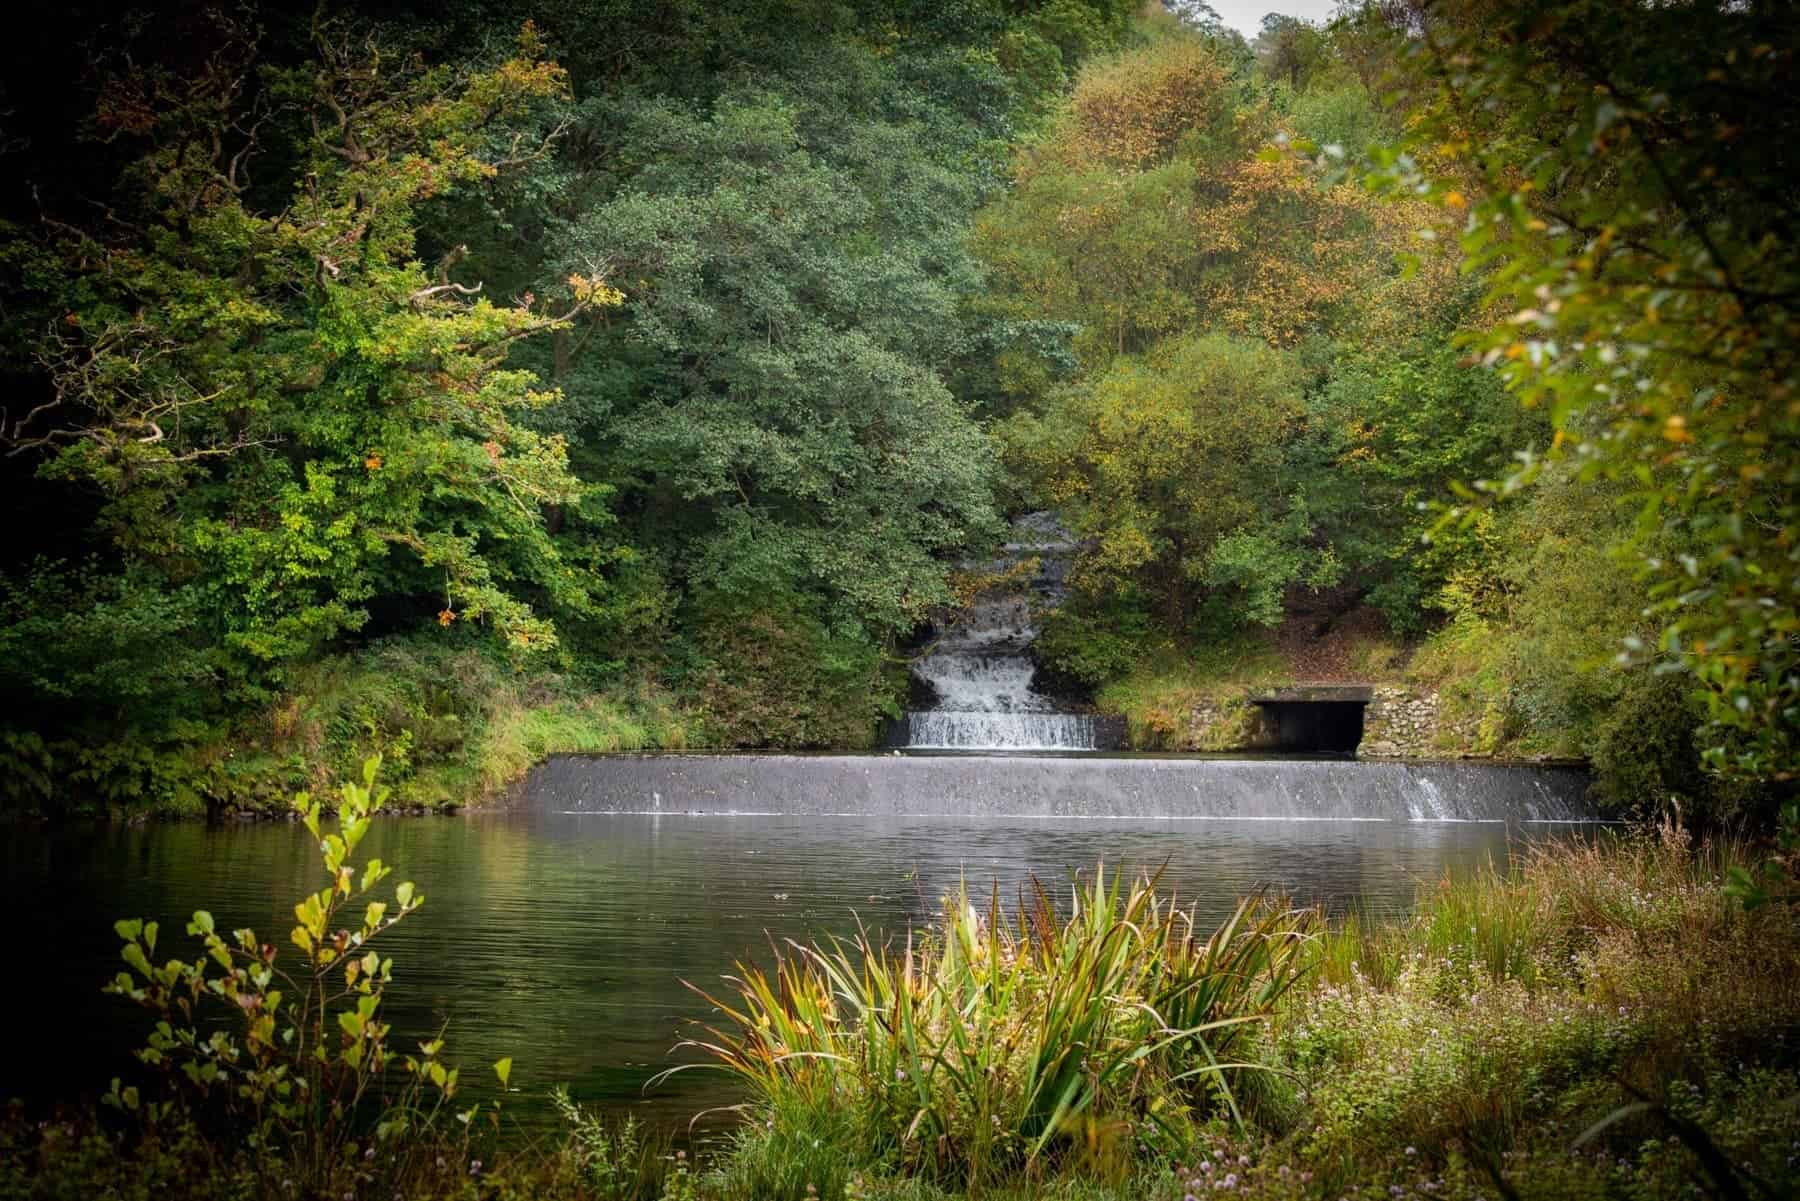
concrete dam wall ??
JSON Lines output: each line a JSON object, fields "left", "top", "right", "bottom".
{"left": 524, "top": 753, "right": 1594, "bottom": 824}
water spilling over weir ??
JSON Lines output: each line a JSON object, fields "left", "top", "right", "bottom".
{"left": 900, "top": 513, "right": 1124, "bottom": 751}
{"left": 528, "top": 754, "right": 1594, "bottom": 823}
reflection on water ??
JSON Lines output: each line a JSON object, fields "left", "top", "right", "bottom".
{"left": 11, "top": 809, "right": 1571, "bottom": 1137}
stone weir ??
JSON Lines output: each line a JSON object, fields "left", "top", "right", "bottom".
{"left": 525, "top": 754, "right": 1595, "bottom": 823}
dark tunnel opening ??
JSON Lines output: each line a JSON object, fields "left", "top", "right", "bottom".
{"left": 1254, "top": 700, "right": 1367, "bottom": 755}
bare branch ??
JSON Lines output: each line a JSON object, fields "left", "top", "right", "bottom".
{"left": 408, "top": 281, "right": 484, "bottom": 310}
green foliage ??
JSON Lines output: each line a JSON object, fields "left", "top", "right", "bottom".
{"left": 1016, "top": 334, "right": 1326, "bottom": 648}
{"left": 550, "top": 1087, "right": 673, "bottom": 1201}
{"left": 687, "top": 590, "right": 896, "bottom": 749}
{"left": 7, "top": 22, "right": 617, "bottom": 685}
{"left": 0, "top": 633, "right": 694, "bottom": 816}
{"left": 101, "top": 757, "right": 512, "bottom": 1188}
{"left": 272, "top": 638, "right": 694, "bottom": 805}
{"left": 682, "top": 836, "right": 1800, "bottom": 1199}
{"left": 1360, "top": 0, "right": 1800, "bottom": 781}
{"left": 5, "top": 0, "right": 1792, "bottom": 823}
{"left": 1092, "top": 638, "right": 1288, "bottom": 749}
{"left": 1282, "top": 832, "right": 1800, "bottom": 1199}
{"left": 1199, "top": 501, "right": 1340, "bottom": 630}
{"left": 0, "top": 558, "right": 209, "bottom": 725}
{"left": 1723, "top": 799, "right": 1800, "bottom": 912}
{"left": 981, "top": 25, "right": 1468, "bottom": 681}
{"left": 545, "top": 69, "right": 1003, "bottom": 642}
{"left": 1300, "top": 334, "right": 1550, "bottom": 635}
{"left": 974, "top": 32, "right": 1444, "bottom": 373}
{"left": 671, "top": 867, "right": 1319, "bottom": 1194}
{"left": 1588, "top": 673, "right": 1707, "bottom": 821}
{"left": 0, "top": 1108, "right": 264, "bottom": 1201}
{"left": 1034, "top": 595, "right": 1158, "bottom": 689}
{"left": 1283, "top": 78, "right": 1385, "bottom": 158}
{"left": 1407, "top": 465, "right": 1665, "bottom": 760}
{"left": 1254, "top": 15, "right": 1329, "bottom": 92}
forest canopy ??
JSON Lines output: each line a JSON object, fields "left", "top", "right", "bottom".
{"left": 0, "top": 0, "right": 1792, "bottom": 821}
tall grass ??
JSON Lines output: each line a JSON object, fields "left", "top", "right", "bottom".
{"left": 1311, "top": 827, "right": 1766, "bottom": 996}
{"left": 472, "top": 690, "right": 692, "bottom": 794}
{"left": 254, "top": 639, "right": 697, "bottom": 810}
{"left": 668, "top": 866, "right": 1319, "bottom": 1196}
{"left": 1276, "top": 828, "right": 1800, "bottom": 1197}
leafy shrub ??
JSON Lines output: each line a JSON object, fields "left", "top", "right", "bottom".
{"left": 1034, "top": 596, "right": 1156, "bottom": 687}
{"left": 550, "top": 1086, "right": 676, "bottom": 1201}
{"left": 689, "top": 590, "right": 897, "bottom": 749}
{"left": 0, "top": 558, "right": 211, "bottom": 734}
{"left": 1589, "top": 672, "right": 1774, "bottom": 829}
{"left": 1588, "top": 673, "right": 1707, "bottom": 821}
{"left": 102, "top": 757, "right": 510, "bottom": 1192}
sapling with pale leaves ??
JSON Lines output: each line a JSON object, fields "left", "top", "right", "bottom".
{"left": 104, "top": 755, "right": 516, "bottom": 1182}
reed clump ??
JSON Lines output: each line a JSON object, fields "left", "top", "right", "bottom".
{"left": 671, "top": 866, "right": 1320, "bottom": 1196}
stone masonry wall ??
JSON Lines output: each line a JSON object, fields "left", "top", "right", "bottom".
{"left": 1167, "top": 685, "right": 1482, "bottom": 759}
{"left": 1164, "top": 697, "right": 1272, "bottom": 752}
{"left": 1357, "top": 685, "right": 1441, "bottom": 758}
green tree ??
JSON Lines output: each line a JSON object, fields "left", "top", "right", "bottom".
{"left": 1255, "top": 14, "right": 1328, "bottom": 90}
{"left": 1, "top": 21, "right": 620, "bottom": 698}
{"left": 1016, "top": 333, "right": 1335, "bottom": 632}
{"left": 544, "top": 65, "right": 1004, "bottom": 645}
{"left": 1359, "top": 0, "right": 1800, "bottom": 779}
{"left": 1299, "top": 324, "right": 1551, "bottom": 632}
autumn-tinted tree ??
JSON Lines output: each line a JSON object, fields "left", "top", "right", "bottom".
{"left": 979, "top": 29, "right": 1460, "bottom": 664}
{"left": 1359, "top": 0, "right": 1800, "bottom": 779}
{"left": 1012, "top": 333, "right": 1336, "bottom": 638}
{"left": 0, "top": 20, "right": 623, "bottom": 731}
{"left": 975, "top": 36, "right": 1451, "bottom": 375}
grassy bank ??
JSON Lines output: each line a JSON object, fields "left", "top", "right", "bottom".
{"left": 2, "top": 637, "right": 699, "bottom": 819}
{"left": 1088, "top": 619, "right": 1741, "bottom": 827}
{"left": 1094, "top": 639, "right": 1290, "bottom": 750}
{"left": 11, "top": 830, "right": 1795, "bottom": 1199}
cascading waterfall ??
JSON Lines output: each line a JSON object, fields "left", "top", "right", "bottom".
{"left": 901, "top": 513, "right": 1105, "bottom": 751}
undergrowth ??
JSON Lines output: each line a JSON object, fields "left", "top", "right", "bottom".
{"left": 1096, "top": 640, "right": 1288, "bottom": 749}
{"left": 2, "top": 637, "right": 697, "bottom": 817}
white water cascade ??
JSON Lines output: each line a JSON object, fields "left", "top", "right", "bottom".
{"left": 902, "top": 514, "right": 1109, "bottom": 751}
